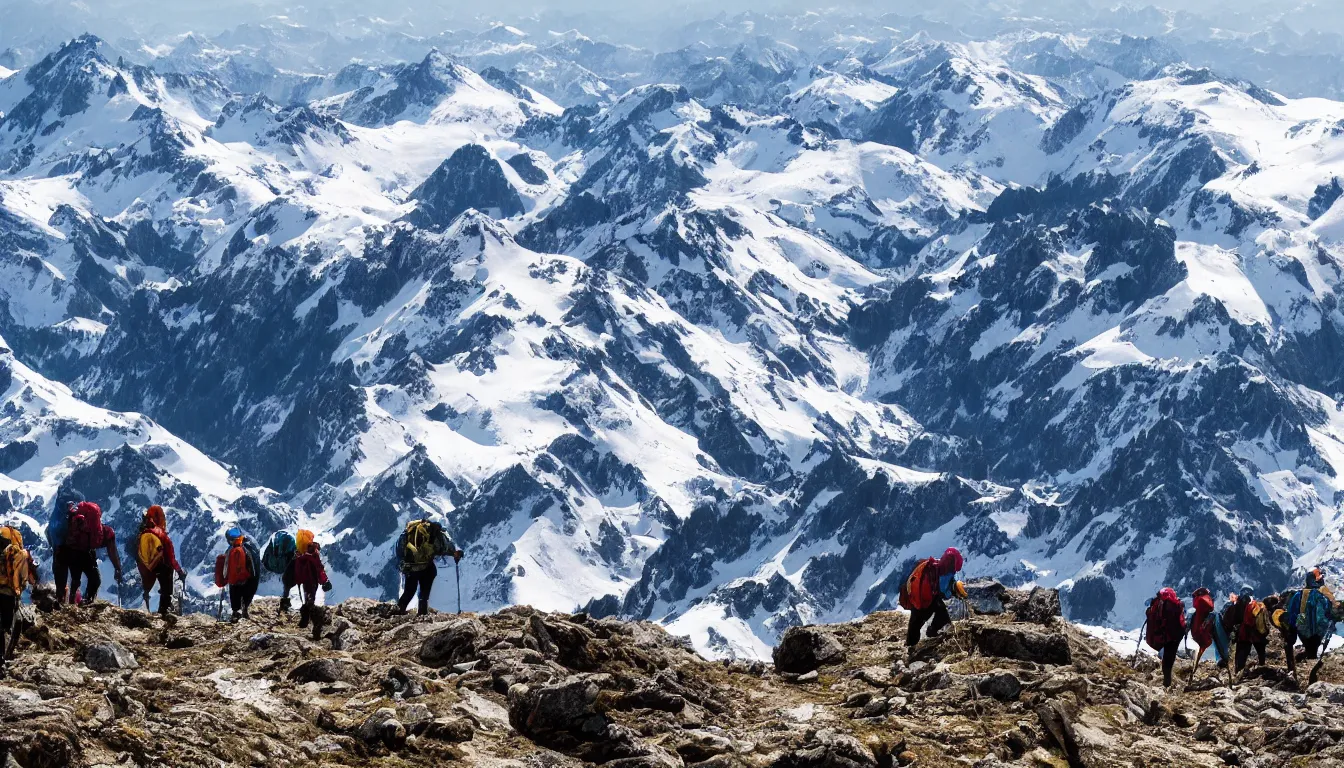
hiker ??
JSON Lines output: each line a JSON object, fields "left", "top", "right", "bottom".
{"left": 899, "top": 547, "right": 966, "bottom": 654}
{"left": 49, "top": 494, "right": 121, "bottom": 604}
{"left": 261, "top": 530, "right": 299, "bottom": 613}
{"left": 1282, "top": 568, "right": 1337, "bottom": 674}
{"left": 0, "top": 526, "right": 39, "bottom": 672}
{"left": 134, "top": 506, "right": 186, "bottom": 616}
{"left": 1144, "top": 587, "right": 1187, "bottom": 687}
{"left": 293, "top": 539, "right": 333, "bottom": 639}
{"left": 1223, "top": 586, "right": 1270, "bottom": 675}
{"left": 1189, "top": 587, "right": 1220, "bottom": 678}
{"left": 395, "top": 518, "right": 463, "bottom": 617}
{"left": 217, "top": 527, "right": 261, "bottom": 623}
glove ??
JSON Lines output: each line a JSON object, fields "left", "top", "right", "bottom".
{"left": 954, "top": 580, "right": 968, "bottom": 600}
{"left": 454, "top": 549, "right": 464, "bottom": 562}
{"left": 322, "top": 582, "right": 333, "bottom": 593}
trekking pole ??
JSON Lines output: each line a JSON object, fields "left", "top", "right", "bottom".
{"left": 1131, "top": 619, "right": 1148, "bottom": 667}
{"left": 1310, "top": 621, "right": 1338, "bottom": 685}
{"left": 455, "top": 558, "right": 462, "bottom": 614}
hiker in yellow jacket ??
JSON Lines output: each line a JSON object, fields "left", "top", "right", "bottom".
{"left": 0, "top": 526, "right": 39, "bottom": 673}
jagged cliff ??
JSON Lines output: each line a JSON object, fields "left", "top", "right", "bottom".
{"left": 1, "top": 584, "right": 1342, "bottom": 767}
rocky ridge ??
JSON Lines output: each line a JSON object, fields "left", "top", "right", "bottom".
{"left": 3, "top": 584, "right": 1343, "bottom": 767}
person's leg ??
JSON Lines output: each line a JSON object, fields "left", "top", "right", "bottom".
{"left": 1235, "top": 640, "right": 1251, "bottom": 674}
{"left": 927, "top": 598, "right": 952, "bottom": 637}
{"left": 157, "top": 566, "right": 173, "bottom": 615}
{"left": 906, "top": 607, "right": 932, "bottom": 648}
{"left": 82, "top": 553, "right": 101, "bottom": 602}
{"left": 416, "top": 565, "right": 436, "bottom": 616}
{"left": 1284, "top": 629, "right": 1299, "bottom": 675}
{"left": 1161, "top": 640, "right": 1179, "bottom": 687}
{"left": 53, "top": 549, "right": 69, "bottom": 603}
{"left": 1304, "top": 636, "right": 1323, "bottom": 660}
{"left": 281, "top": 561, "right": 296, "bottom": 612}
{"left": 0, "top": 594, "right": 14, "bottom": 664}
{"left": 229, "top": 584, "right": 243, "bottom": 621}
{"left": 1255, "top": 641, "right": 1267, "bottom": 665}
{"left": 244, "top": 575, "right": 259, "bottom": 616}
{"left": 67, "top": 551, "right": 85, "bottom": 603}
{"left": 397, "top": 571, "right": 418, "bottom": 613}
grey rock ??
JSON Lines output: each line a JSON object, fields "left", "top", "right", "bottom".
{"left": 976, "top": 671, "right": 1022, "bottom": 702}
{"left": 84, "top": 642, "right": 138, "bottom": 673}
{"left": 287, "top": 658, "right": 360, "bottom": 684}
{"left": 420, "top": 617, "right": 487, "bottom": 668}
{"left": 972, "top": 626, "right": 1072, "bottom": 665}
{"left": 773, "top": 626, "right": 845, "bottom": 674}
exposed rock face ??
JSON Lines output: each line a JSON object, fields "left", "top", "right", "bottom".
{"left": 405, "top": 143, "right": 525, "bottom": 230}
{"left": 773, "top": 626, "right": 846, "bottom": 673}
{"left": 971, "top": 625, "right": 1073, "bottom": 665}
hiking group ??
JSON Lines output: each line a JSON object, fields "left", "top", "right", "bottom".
{"left": 0, "top": 491, "right": 465, "bottom": 668}
{"left": 897, "top": 546, "right": 1344, "bottom": 690}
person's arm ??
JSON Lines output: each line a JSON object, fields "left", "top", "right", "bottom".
{"left": 103, "top": 528, "right": 123, "bottom": 577}
{"left": 165, "top": 536, "right": 185, "bottom": 576}
{"left": 443, "top": 533, "right": 463, "bottom": 561}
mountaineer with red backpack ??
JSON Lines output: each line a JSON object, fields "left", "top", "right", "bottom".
{"left": 133, "top": 506, "right": 186, "bottom": 616}
{"left": 899, "top": 547, "right": 966, "bottom": 655}
{"left": 214, "top": 527, "right": 261, "bottom": 623}
{"left": 48, "top": 492, "right": 121, "bottom": 605}
{"left": 293, "top": 539, "right": 333, "bottom": 640}
{"left": 1143, "top": 588, "right": 1188, "bottom": 687}
{"left": 1223, "top": 586, "right": 1270, "bottom": 675}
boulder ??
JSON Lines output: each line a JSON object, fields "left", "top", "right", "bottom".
{"left": 772, "top": 729, "right": 877, "bottom": 768}
{"left": 508, "top": 676, "right": 609, "bottom": 746}
{"left": 31, "top": 584, "right": 59, "bottom": 614}
{"left": 84, "top": 642, "right": 138, "bottom": 672}
{"left": 420, "top": 617, "right": 487, "bottom": 668}
{"left": 976, "top": 671, "right": 1022, "bottom": 702}
{"left": 356, "top": 707, "right": 406, "bottom": 749}
{"left": 972, "top": 626, "right": 1071, "bottom": 665}
{"left": 287, "top": 658, "right": 361, "bottom": 684}
{"left": 963, "top": 579, "right": 1009, "bottom": 615}
{"left": 773, "top": 626, "right": 845, "bottom": 674}
{"left": 423, "top": 717, "right": 475, "bottom": 743}
{"left": 1010, "top": 587, "right": 1062, "bottom": 624}
{"left": 381, "top": 666, "right": 428, "bottom": 699}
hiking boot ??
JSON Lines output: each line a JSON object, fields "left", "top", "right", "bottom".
{"left": 241, "top": 606, "right": 250, "bottom": 620}
{"left": 230, "top": 611, "right": 241, "bottom": 624}
{"left": 416, "top": 600, "right": 429, "bottom": 618}
{"left": 279, "top": 597, "right": 291, "bottom": 614}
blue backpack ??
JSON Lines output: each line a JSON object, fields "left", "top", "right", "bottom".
{"left": 45, "top": 492, "right": 81, "bottom": 548}
{"left": 1293, "top": 588, "right": 1333, "bottom": 639}
{"left": 262, "top": 531, "right": 297, "bottom": 574}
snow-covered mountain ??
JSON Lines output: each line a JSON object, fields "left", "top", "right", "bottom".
{"left": 5, "top": 9, "right": 1344, "bottom": 659}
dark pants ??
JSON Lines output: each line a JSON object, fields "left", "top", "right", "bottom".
{"left": 56, "top": 548, "right": 100, "bottom": 603}
{"left": 0, "top": 594, "right": 15, "bottom": 661}
{"left": 906, "top": 598, "right": 952, "bottom": 648}
{"left": 281, "top": 561, "right": 296, "bottom": 607}
{"left": 1235, "top": 639, "right": 1267, "bottom": 673}
{"left": 398, "top": 565, "right": 436, "bottom": 615}
{"left": 230, "top": 575, "right": 260, "bottom": 615}
{"left": 1282, "top": 628, "right": 1325, "bottom": 674}
{"left": 1159, "top": 640, "right": 1180, "bottom": 687}
{"left": 142, "top": 564, "right": 174, "bottom": 615}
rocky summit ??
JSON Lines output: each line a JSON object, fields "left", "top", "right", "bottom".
{"left": 3, "top": 584, "right": 1343, "bottom": 767}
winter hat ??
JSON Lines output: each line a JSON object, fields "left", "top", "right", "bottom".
{"left": 226, "top": 526, "right": 244, "bottom": 544}
{"left": 1193, "top": 587, "right": 1210, "bottom": 598}
{"left": 144, "top": 505, "right": 166, "bottom": 530}
{"left": 1239, "top": 585, "right": 1254, "bottom": 599}
{"left": 939, "top": 547, "right": 964, "bottom": 574}
{"left": 1158, "top": 587, "right": 1178, "bottom": 603}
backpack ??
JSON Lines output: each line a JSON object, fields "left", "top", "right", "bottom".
{"left": 224, "top": 538, "right": 253, "bottom": 586}
{"left": 1145, "top": 590, "right": 1187, "bottom": 649}
{"left": 214, "top": 553, "right": 228, "bottom": 588}
{"left": 46, "top": 496, "right": 75, "bottom": 548}
{"left": 65, "top": 501, "right": 105, "bottom": 550}
{"left": 138, "top": 529, "right": 167, "bottom": 572}
{"left": 398, "top": 520, "right": 449, "bottom": 572}
{"left": 1297, "top": 588, "right": 1332, "bottom": 639}
{"left": 1241, "top": 600, "right": 1270, "bottom": 642}
{"left": 295, "top": 529, "right": 315, "bottom": 555}
{"left": 898, "top": 558, "right": 938, "bottom": 611}
{"left": 262, "top": 531, "right": 297, "bottom": 574}
{"left": 0, "top": 527, "right": 30, "bottom": 595}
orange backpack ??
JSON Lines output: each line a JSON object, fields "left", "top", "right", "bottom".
{"left": 898, "top": 558, "right": 938, "bottom": 611}
{"left": 224, "top": 539, "right": 252, "bottom": 586}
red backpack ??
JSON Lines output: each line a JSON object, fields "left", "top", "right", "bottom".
{"left": 1190, "top": 589, "right": 1215, "bottom": 649}
{"left": 1145, "top": 588, "right": 1187, "bottom": 649}
{"left": 898, "top": 558, "right": 938, "bottom": 611}
{"left": 224, "top": 539, "right": 252, "bottom": 586}
{"left": 65, "top": 501, "right": 105, "bottom": 550}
